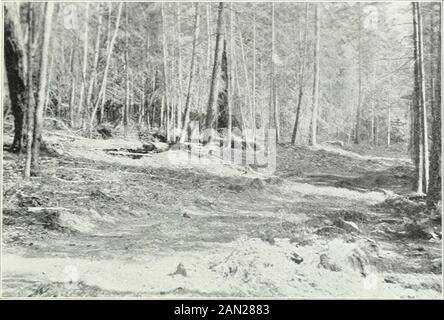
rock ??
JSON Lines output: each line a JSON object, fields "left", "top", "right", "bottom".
{"left": 142, "top": 143, "right": 156, "bottom": 152}
{"left": 152, "top": 141, "right": 169, "bottom": 152}
{"left": 249, "top": 178, "right": 265, "bottom": 190}
{"left": 334, "top": 218, "right": 361, "bottom": 233}
{"left": 264, "top": 176, "right": 284, "bottom": 185}
{"left": 318, "top": 253, "right": 342, "bottom": 272}
{"left": 325, "top": 140, "right": 345, "bottom": 148}
{"left": 290, "top": 252, "right": 304, "bottom": 264}
{"left": 97, "top": 125, "right": 113, "bottom": 139}
{"left": 169, "top": 263, "right": 187, "bottom": 277}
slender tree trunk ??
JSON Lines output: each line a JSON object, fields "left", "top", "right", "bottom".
{"left": 206, "top": 3, "right": 212, "bottom": 73}
{"left": 387, "top": 96, "right": 391, "bottom": 146}
{"left": 237, "top": 21, "right": 253, "bottom": 129}
{"left": 87, "top": 12, "right": 103, "bottom": 124}
{"left": 205, "top": 2, "right": 224, "bottom": 130}
{"left": 180, "top": 3, "right": 200, "bottom": 143}
{"left": 77, "top": 3, "right": 89, "bottom": 127}
{"left": 371, "top": 62, "right": 377, "bottom": 145}
{"left": 354, "top": 3, "right": 362, "bottom": 144}
{"left": 24, "top": 3, "right": 35, "bottom": 178}
{"left": 43, "top": 54, "right": 54, "bottom": 116}
{"left": 160, "top": 2, "right": 169, "bottom": 135}
{"left": 291, "top": 3, "right": 309, "bottom": 145}
{"left": 412, "top": 2, "right": 424, "bottom": 194}
{"left": 227, "top": 2, "right": 234, "bottom": 150}
{"left": 416, "top": 2, "right": 429, "bottom": 192}
{"left": 89, "top": 2, "right": 123, "bottom": 130}
{"left": 252, "top": 12, "right": 257, "bottom": 135}
{"left": 309, "top": 4, "right": 321, "bottom": 146}
{"left": 123, "top": 3, "right": 130, "bottom": 136}
{"left": 176, "top": 3, "right": 183, "bottom": 132}
{"left": 31, "top": 2, "right": 54, "bottom": 174}
{"left": 427, "top": 3, "right": 441, "bottom": 207}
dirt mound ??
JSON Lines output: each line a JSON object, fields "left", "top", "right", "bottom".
{"left": 205, "top": 237, "right": 423, "bottom": 297}
{"left": 3, "top": 207, "right": 116, "bottom": 234}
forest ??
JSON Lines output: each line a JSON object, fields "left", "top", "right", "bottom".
{"left": 1, "top": 1, "right": 442, "bottom": 298}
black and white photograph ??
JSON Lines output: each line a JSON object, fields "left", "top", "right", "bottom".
{"left": 1, "top": 0, "right": 442, "bottom": 300}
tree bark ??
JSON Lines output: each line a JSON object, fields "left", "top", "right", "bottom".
{"left": 427, "top": 3, "right": 441, "bottom": 207}
{"left": 123, "top": 3, "right": 130, "bottom": 136}
{"left": 416, "top": 2, "right": 429, "bottom": 193}
{"left": 180, "top": 3, "right": 200, "bottom": 143}
{"left": 89, "top": 2, "right": 123, "bottom": 130}
{"left": 309, "top": 4, "right": 321, "bottom": 146}
{"left": 31, "top": 2, "right": 54, "bottom": 174}
{"left": 412, "top": 2, "right": 424, "bottom": 194}
{"left": 4, "top": 4, "right": 27, "bottom": 153}
{"left": 24, "top": 3, "right": 35, "bottom": 178}
{"left": 205, "top": 2, "right": 224, "bottom": 130}
{"left": 160, "top": 2, "right": 169, "bottom": 134}
{"left": 291, "top": 3, "right": 309, "bottom": 145}
{"left": 77, "top": 3, "right": 90, "bottom": 127}
{"left": 354, "top": 3, "right": 362, "bottom": 144}
{"left": 176, "top": 3, "right": 183, "bottom": 132}
{"left": 87, "top": 10, "right": 103, "bottom": 123}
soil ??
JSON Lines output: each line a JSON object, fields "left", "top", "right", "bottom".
{"left": 1, "top": 129, "right": 442, "bottom": 298}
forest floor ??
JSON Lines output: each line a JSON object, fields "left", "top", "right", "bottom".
{"left": 1, "top": 128, "right": 442, "bottom": 298}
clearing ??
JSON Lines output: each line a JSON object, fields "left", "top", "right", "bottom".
{"left": 1, "top": 129, "right": 442, "bottom": 298}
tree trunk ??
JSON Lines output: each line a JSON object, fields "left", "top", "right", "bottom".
{"left": 354, "top": 3, "right": 362, "bottom": 144}
{"left": 291, "top": 3, "right": 309, "bottom": 145}
{"left": 68, "top": 42, "right": 77, "bottom": 126}
{"left": 4, "top": 4, "right": 27, "bottom": 153}
{"left": 252, "top": 12, "right": 256, "bottom": 135}
{"left": 87, "top": 11, "right": 103, "bottom": 124}
{"left": 205, "top": 2, "right": 224, "bottom": 130}
{"left": 24, "top": 3, "right": 35, "bottom": 178}
{"left": 31, "top": 2, "right": 54, "bottom": 174}
{"left": 176, "top": 3, "right": 183, "bottom": 132}
{"left": 237, "top": 21, "right": 253, "bottom": 130}
{"left": 416, "top": 2, "right": 429, "bottom": 193}
{"left": 309, "top": 4, "right": 321, "bottom": 146}
{"left": 387, "top": 96, "right": 391, "bottom": 146}
{"left": 123, "top": 3, "right": 130, "bottom": 137}
{"left": 412, "top": 2, "right": 424, "bottom": 194}
{"left": 270, "top": 3, "right": 280, "bottom": 142}
{"left": 427, "top": 3, "right": 441, "bottom": 207}
{"left": 77, "top": 3, "right": 89, "bottom": 127}
{"left": 371, "top": 62, "right": 377, "bottom": 145}
{"left": 180, "top": 3, "right": 200, "bottom": 143}
{"left": 89, "top": 2, "right": 123, "bottom": 131}
{"left": 160, "top": 2, "right": 169, "bottom": 134}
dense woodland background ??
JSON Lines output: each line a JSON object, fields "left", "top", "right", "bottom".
{"left": 3, "top": 1, "right": 442, "bottom": 206}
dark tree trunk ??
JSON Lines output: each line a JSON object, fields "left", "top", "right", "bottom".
{"left": 427, "top": 3, "right": 441, "bottom": 208}
{"left": 205, "top": 2, "right": 224, "bottom": 130}
{"left": 4, "top": 5, "right": 26, "bottom": 153}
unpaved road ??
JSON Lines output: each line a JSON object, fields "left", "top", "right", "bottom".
{"left": 2, "top": 133, "right": 442, "bottom": 298}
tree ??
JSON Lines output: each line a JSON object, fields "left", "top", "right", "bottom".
{"left": 179, "top": 3, "right": 200, "bottom": 143}
{"left": 427, "top": 3, "right": 441, "bottom": 208}
{"left": 291, "top": 3, "right": 309, "bottom": 145}
{"left": 31, "top": 1, "right": 55, "bottom": 174}
{"left": 309, "top": 4, "right": 321, "bottom": 146}
{"left": 24, "top": 3, "right": 35, "bottom": 178}
{"left": 269, "top": 2, "right": 280, "bottom": 142}
{"left": 4, "top": 4, "right": 26, "bottom": 152}
{"left": 77, "top": 3, "right": 90, "bottom": 128}
{"left": 89, "top": 2, "right": 123, "bottom": 130}
{"left": 354, "top": 3, "right": 362, "bottom": 144}
{"left": 205, "top": 2, "right": 224, "bottom": 130}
